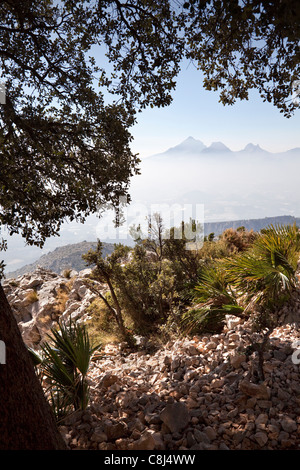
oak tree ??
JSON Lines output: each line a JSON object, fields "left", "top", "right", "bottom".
{"left": 182, "top": 0, "right": 300, "bottom": 117}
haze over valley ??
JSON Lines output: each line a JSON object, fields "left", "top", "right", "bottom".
{"left": 2, "top": 136, "right": 300, "bottom": 274}
{"left": 130, "top": 136, "right": 300, "bottom": 221}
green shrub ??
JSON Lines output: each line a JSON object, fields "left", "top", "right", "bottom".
{"left": 82, "top": 215, "right": 204, "bottom": 338}
{"left": 224, "top": 223, "right": 300, "bottom": 310}
{"left": 85, "top": 297, "right": 124, "bottom": 346}
{"left": 184, "top": 223, "right": 300, "bottom": 336}
{"left": 40, "top": 319, "right": 100, "bottom": 422}
{"left": 86, "top": 298, "right": 114, "bottom": 332}
{"left": 182, "top": 263, "right": 243, "bottom": 333}
{"left": 197, "top": 238, "right": 231, "bottom": 261}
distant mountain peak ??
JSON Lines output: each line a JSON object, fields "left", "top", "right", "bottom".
{"left": 180, "top": 136, "right": 206, "bottom": 146}
{"left": 211, "top": 141, "right": 230, "bottom": 150}
{"left": 283, "top": 147, "right": 300, "bottom": 155}
{"left": 242, "top": 143, "right": 266, "bottom": 153}
{"left": 147, "top": 137, "right": 299, "bottom": 161}
{"left": 162, "top": 136, "right": 207, "bottom": 155}
{"left": 202, "top": 141, "right": 231, "bottom": 153}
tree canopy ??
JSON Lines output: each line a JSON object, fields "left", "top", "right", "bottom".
{"left": 0, "top": 0, "right": 182, "bottom": 252}
{"left": 182, "top": 0, "right": 300, "bottom": 117}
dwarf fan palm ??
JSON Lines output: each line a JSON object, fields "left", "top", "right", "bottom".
{"left": 182, "top": 263, "right": 243, "bottom": 333}
{"left": 224, "top": 223, "right": 300, "bottom": 310}
{"left": 40, "top": 319, "right": 100, "bottom": 420}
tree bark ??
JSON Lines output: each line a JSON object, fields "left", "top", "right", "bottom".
{"left": 0, "top": 284, "right": 66, "bottom": 449}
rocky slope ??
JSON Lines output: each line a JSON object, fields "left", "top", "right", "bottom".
{"left": 2, "top": 265, "right": 104, "bottom": 347}
{"left": 3, "top": 266, "right": 300, "bottom": 450}
{"left": 5, "top": 241, "right": 114, "bottom": 279}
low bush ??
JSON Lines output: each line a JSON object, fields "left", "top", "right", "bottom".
{"left": 39, "top": 319, "right": 100, "bottom": 422}
{"left": 183, "top": 223, "right": 300, "bottom": 349}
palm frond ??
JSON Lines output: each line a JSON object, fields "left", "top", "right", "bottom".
{"left": 48, "top": 388, "right": 73, "bottom": 423}
{"left": 183, "top": 263, "right": 243, "bottom": 333}
{"left": 194, "top": 263, "right": 235, "bottom": 304}
{"left": 224, "top": 223, "right": 300, "bottom": 309}
{"left": 184, "top": 223, "right": 300, "bottom": 334}
{"left": 182, "top": 302, "right": 243, "bottom": 334}
{"left": 40, "top": 319, "right": 100, "bottom": 418}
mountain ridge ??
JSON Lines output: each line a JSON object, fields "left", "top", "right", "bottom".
{"left": 203, "top": 215, "right": 300, "bottom": 238}
{"left": 146, "top": 136, "right": 300, "bottom": 159}
{"left": 5, "top": 240, "right": 115, "bottom": 279}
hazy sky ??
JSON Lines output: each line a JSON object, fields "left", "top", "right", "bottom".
{"left": 130, "top": 60, "right": 300, "bottom": 159}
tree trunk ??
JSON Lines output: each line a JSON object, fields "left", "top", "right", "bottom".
{"left": 0, "top": 284, "right": 66, "bottom": 450}
{"left": 106, "top": 277, "right": 128, "bottom": 339}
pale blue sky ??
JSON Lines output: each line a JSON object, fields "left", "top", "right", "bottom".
{"left": 130, "top": 60, "right": 300, "bottom": 158}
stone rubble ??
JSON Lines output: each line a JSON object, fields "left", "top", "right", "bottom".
{"left": 58, "top": 318, "right": 300, "bottom": 450}
{"left": 2, "top": 267, "right": 300, "bottom": 450}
